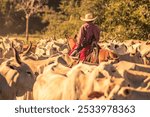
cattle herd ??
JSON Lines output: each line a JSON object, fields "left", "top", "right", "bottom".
{"left": 0, "top": 36, "right": 150, "bottom": 100}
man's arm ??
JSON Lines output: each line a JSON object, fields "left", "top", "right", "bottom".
{"left": 77, "top": 25, "right": 85, "bottom": 45}
{"left": 94, "top": 26, "right": 100, "bottom": 42}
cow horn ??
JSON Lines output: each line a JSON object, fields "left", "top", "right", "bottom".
{"left": 11, "top": 41, "right": 14, "bottom": 48}
{"left": 12, "top": 47, "right": 22, "bottom": 65}
{"left": 23, "top": 41, "right": 32, "bottom": 56}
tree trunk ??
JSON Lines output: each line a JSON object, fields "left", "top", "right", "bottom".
{"left": 26, "top": 16, "right": 29, "bottom": 42}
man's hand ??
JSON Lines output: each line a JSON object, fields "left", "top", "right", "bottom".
{"left": 91, "top": 41, "right": 97, "bottom": 47}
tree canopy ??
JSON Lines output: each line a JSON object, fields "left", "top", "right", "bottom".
{"left": 0, "top": 0, "right": 149, "bottom": 41}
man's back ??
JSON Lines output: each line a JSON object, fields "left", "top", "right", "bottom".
{"left": 69, "top": 13, "right": 100, "bottom": 61}
{"left": 77, "top": 22, "right": 100, "bottom": 45}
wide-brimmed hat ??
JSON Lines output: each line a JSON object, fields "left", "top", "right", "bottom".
{"left": 80, "top": 13, "right": 97, "bottom": 22}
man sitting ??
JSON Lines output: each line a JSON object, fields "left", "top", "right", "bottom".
{"left": 69, "top": 13, "right": 100, "bottom": 61}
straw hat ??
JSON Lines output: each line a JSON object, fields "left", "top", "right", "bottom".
{"left": 80, "top": 13, "right": 97, "bottom": 22}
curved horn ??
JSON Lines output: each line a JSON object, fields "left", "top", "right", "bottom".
{"left": 12, "top": 47, "right": 22, "bottom": 65}
{"left": 11, "top": 41, "right": 14, "bottom": 48}
{"left": 23, "top": 41, "right": 32, "bottom": 56}
{"left": 1, "top": 41, "right": 6, "bottom": 50}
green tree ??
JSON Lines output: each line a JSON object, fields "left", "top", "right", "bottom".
{"left": 15, "top": 0, "right": 49, "bottom": 41}
{"left": 44, "top": 0, "right": 81, "bottom": 38}
{"left": 59, "top": 0, "right": 82, "bottom": 37}
{"left": 0, "top": 0, "right": 16, "bottom": 35}
{"left": 42, "top": 0, "right": 150, "bottom": 41}
{"left": 102, "top": 0, "right": 149, "bottom": 40}
{"left": 42, "top": 9, "right": 66, "bottom": 38}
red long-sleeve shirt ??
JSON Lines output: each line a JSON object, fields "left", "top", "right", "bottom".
{"left": 77, "top": 22, "right": 100, "bottom": 45}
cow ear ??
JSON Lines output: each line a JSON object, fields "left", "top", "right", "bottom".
{"left": 146, "top": 41, "right": 150, "bottom": 45}
{"left": 123, "top": 44, "right": 127, "bottom": 50}
{"left": 7, "top": 64, "right": 17, "bottom": 70}
{"left": 135, "top": 48, "right": 138, "bottom": 53}
{"left": 9, "top": 65, "right": 15, "bottom": 70}
{"left": 57, "top": 56, "right": 68, "bottom": 66}
{"left": 7, "top": 69, "right": 18, "bottom": 87}
{"left": 9, "top": 80, "right": 14, "bottom": 87}
{"left": 9, "top": 75, "right": 18, "bottom": 87}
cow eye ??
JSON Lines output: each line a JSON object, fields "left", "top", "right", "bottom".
{"left": 9, "top": 65, "right": 15, "bottom": 70}
{"left": 26, "top": 71, "right": 32, "bottom": 75}
{"left": 115, "top": 45, "right": 119, "bottom": 48}
{"left": 112, "top": 69, "right": 116, "bottom": 72}
{"left": 7, "top": 65, "right": 16, "bottom": 70}
{"left": 131, "top": 53, "right": 135, "bottom": 56}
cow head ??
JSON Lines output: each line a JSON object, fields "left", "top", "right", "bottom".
{"left": 71, "top": 64, "right": 109, "bottom": 100}
{"left": 114, "top": 44, "right": 127, "bottom": 55}
{"left": 1, "top": 47, "right": 35, "bottom": 97}
{"left": 130, "top": 51, "right": 144, "bottom": 64}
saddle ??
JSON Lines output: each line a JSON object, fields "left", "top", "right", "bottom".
{"left": 85, "top": 42, "right": 100, "bottom": 63}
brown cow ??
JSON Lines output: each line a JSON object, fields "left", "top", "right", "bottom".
{"left": 98, "top": 49, "right": 118, "bottom": 63}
